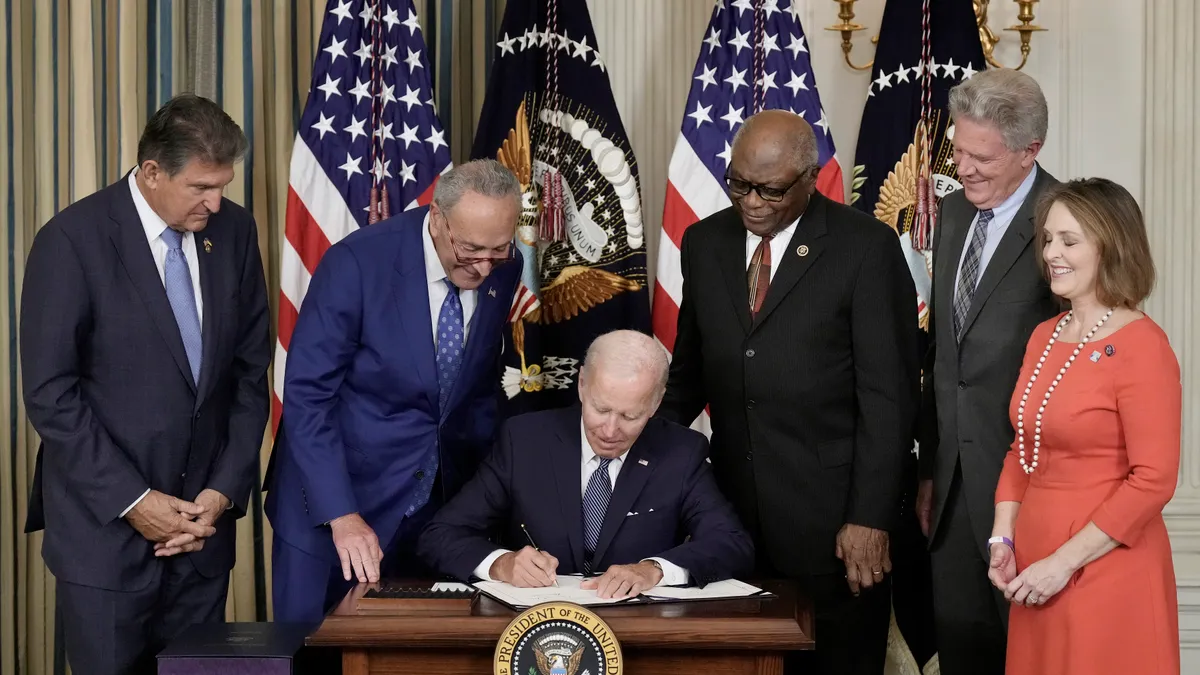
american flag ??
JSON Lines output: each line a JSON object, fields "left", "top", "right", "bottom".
{"left": 274, "top": 0, "right": 449, "bottom": 431}
{"left": 652, "top": 0, "right": 843, "bottom": 429}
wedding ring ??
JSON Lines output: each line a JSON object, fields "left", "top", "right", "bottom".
{"left": 872, "top": 570, "right": 883, "bottom": 576}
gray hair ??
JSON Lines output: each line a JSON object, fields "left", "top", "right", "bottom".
{"left": 582, "top": 330, "right": 669, "bottom": 394}
{"left": 732, "top": 111, "right": 819, "bottom": 173}
{"left": 432, "top": 159, "right": 522, "bottom": 212}
{"left": 948, "top": 69, "right": 1048, "bottom": 151}
{"left": 137, "top": 94, "right": 248, "bottom": 175}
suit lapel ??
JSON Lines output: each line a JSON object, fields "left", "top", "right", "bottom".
{"left": 591, "top": 435, "right": 656, "bottom": 567}
{"left": 550, "top": 411, "right": 586, "bottom": 572}
{"left": 751, "top": 193, "right": 829, "bottom": 329}
{"left": 393, "top": 214, "right": 440, "bottom": 416}
{"left": 959, "top": 170, "right": 1044, "bottom": 339}
{"left": 108, "top": 178, "right": 196, "bottom": 391}
{"left": 715, "top": 213, "right": 753, "bottom": 335}
{"left": 194, "top": 227, "right": 222, "bottom": 407}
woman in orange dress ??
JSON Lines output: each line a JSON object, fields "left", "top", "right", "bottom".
{"left": 987, "top": 177, "right": 1181, "bottom": 675}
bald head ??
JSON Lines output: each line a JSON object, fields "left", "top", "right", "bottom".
{"left": 726, "top": 110, "right": 819, "bottom": 237}
{"left": 578, "top": 331, "right": 668, "bottom": 457}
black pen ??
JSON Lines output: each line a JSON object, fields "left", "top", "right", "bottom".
{"left": 520, "top": 523, "right": 558, "bottom": 587}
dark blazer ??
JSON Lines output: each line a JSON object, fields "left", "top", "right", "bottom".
{"left": 264, "top": 207, "right": 523, "bottom": 562}
{"left": 918, "top": 165, "right": 1061, "bottom": 545}
{"left": 418, "top": 407, "right": 755, "bottom": 586}
{"left": 658, "top": 192, "right": 920, "bottom": 576}
{"left": 21, "top": 173, "right": 271, "bottom": 592}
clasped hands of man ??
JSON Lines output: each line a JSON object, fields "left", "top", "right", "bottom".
{"left": 124, "top": 488, "right": 231, "bottom": 557}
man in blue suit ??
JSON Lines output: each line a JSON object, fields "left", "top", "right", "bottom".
{"left": 265, "top": 159, "right": 524, "bottom": 623}
{"left": 21, "top": 95, "right": 270, "bottom": 675}
{"left": 419, "top": 331, "right": 754, "bottom": 599}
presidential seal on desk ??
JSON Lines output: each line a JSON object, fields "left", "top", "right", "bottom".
{"left": 494, "top": 602, "right": 623, "bottom": 675}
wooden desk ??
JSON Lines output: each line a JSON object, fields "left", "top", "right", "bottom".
{"left": 307, "top": 579, "right": 813, "bottom": 674}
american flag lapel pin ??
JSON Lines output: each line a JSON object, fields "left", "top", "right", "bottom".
{"left": 638, "top": 459, "right": 649, "bottom": 466}
{"left": 203, "top": 238, "right": 213, "bottom": 253}
{"left": 488, "top": 288, "right": 496, "bottom": 298}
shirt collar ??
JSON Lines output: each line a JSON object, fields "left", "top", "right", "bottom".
{"left": 579, "top": 419, "right": 630, "bottom": 467}
{"left": 421, "top": 210, "right": 452, "bottom": 287}
{"left": 128, "top": 168, "right": 173, "bottom": 244}
{"left": 984, "top": 164, "right": 1039, "bottom": 223}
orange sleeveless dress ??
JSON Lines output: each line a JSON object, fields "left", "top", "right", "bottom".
{"left": 995, "top": 314, "right": 1181, "bottom": 675}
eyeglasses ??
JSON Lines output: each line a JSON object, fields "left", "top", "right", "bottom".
{"left": 440, "top": 212, "right": 516, "bottom": 266}
{"left": 724, "top": 170, "right": 809, "bottom": 203}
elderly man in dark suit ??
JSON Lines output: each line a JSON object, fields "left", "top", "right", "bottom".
{"left": 658, "top": 110, "right": 920, "bottom": 675}
{"left": 420, "top": 330, "right": 754, "bottom": 598}
{"left": 20, "top": 94, "right": 270, "bottom": 675}
{"left": 915, "top": 69, "right": 1061, "bottom": 675}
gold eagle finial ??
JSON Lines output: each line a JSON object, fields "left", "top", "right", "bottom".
{"left": 497, "top": 99, "right": 532, "bottom": 190}
{"left": 873, "top": 131, "right": 921, "bottom": 235}
{"left": 528, "top": 266, "right": 642, "bottom": 325}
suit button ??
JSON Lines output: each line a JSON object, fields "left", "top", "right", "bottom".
{"left": 958, "top": 381, "right": 966, "bottom": 390}
{"left": 194, "top": 412, "right": 201, "bottom": 420}
{"left": 745, "top": 349, "right": 755, "bottom": 358}
{"left": 746, "top": 400, "right": 756, "bottom": 409}
{"left": 181, "top": 472, "right": 187, "bottom": 479}
{"left": 745, "top": 453, "right": 753, "bottom": 461}
{"left": 415, "top": 470, "right": 426, "bottom": 480}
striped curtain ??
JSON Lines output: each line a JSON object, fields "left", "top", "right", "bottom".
{"left": 0, "top": 1, "right": 497, "bottom": 673}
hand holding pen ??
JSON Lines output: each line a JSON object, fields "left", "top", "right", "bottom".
{"left": 521, "top": 523, "right": 559, "bottom": 587}
{"left": 488, "top": 523, "right": 560, "bottom": 588}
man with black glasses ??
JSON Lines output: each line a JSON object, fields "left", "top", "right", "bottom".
{"left": 658, "top": 110, "right": 919, "bottom": 675}
{"left": 265, "top": 159, "right": 525, "bottom": 624}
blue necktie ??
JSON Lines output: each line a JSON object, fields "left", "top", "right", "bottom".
{"left": 408, "top": 280, "right": 465, "bottom": 516}
{"left": 582, "top": 457, "right": 613, "bottom": 573}
{"left": 161, "top": 229, "right": 202, "bottom": 384}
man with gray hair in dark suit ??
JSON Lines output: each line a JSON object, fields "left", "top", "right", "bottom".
{"left": 916, "top": 68, "right": 1061, "bottom": 675}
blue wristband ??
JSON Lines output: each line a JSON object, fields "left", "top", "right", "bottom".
{"left": 987, "top": 536, "right": 1014, "bottom": 553}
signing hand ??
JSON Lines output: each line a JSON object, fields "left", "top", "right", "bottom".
{"left": 987, "top": 541, "right": 1017, "bottom": 593}
{"left": 581, "top": 561, "right": 663, "bottom": 599}
{"left": 491, "top": 546, "right": 559, "bottom": 588}
{"left": 154, "top": 489, "right": 231, "bottom": 557}
{"left": 835, "top": 524, "right": 892, "bottom": 594}
{"left": 1005, "top": 553, "right": 1075, "bottom": 607}
{"left": 916, "top": 479, "right": 934, "bottom": 538}
{"left": 330, "top": 512, "right": 383, "bottom": 583}
{"left": 126, "top": 490, "right": 214, "bottom": 545}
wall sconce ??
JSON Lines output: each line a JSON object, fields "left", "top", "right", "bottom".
{"left": 825, "top": 0, "right": 1046, "bottom": 72}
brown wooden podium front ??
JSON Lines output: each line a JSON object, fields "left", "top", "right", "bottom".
{"left": 307, "top": 579, "right": 813, "bottom": 674}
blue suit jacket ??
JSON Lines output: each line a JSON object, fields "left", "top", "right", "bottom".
{"left": 264, "top": 207, "right": 522, "bottom": 560}
{"left": 21, "top": 173, "right": 271, "bottom": 591}
{"left": 417, "top": 406, "right": 755, "bottom": 586}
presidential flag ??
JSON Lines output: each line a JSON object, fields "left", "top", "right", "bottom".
{"left": 652, "top": 0, "right": 843, "bottom": 430}
{"left": 274, "top": 0, "right": 449, "bottom": 430}
{"left": 473, "top": 0, "right": 651, "bottom": 415}
{"left": 850, "top": 0, "right": 984, "bottom": 332}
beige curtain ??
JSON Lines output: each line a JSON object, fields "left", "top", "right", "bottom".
{"left": 0, "top": 1, "right": 496, "bottom": 673}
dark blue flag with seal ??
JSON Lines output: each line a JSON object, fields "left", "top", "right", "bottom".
{"left": 849, "top": 2, "right": 985, "bottom": 672}
{"left": 472, "top": 0, "right": 651, "bottom": 416}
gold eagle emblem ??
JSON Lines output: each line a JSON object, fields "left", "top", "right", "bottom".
{"left": 527, "top": 265, "right": 642, "bottom": 325}
{"left": 534, "top": 644, "right": 584, "bottom": 675}
{"left": 873, "top": 127, "right": 922, "bottom": 234}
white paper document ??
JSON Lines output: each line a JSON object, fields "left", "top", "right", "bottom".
{"left": 473, "top": 576, "right": 768, "bottom": 609}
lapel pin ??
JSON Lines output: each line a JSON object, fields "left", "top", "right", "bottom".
{"left": 1105, "top": 344, "right": 1115, "bottom": 357}
{"left": 1090, "top": 350, "right": 1102, "bottom": 363}
{"left": 796, "top": 244, "right": 809, "bottom": 257}
{"left": 638, "top": 458, "right": 649, "bottom": 466}
{"left": 488, "top": 288, "right": 496, "bottom": 298}
{"left": 203, "top": 238, "right": 213, "bottom": 253}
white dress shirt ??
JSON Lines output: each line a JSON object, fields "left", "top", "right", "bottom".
{"left": 422, "top": 212, "right": 477, "bottom": 346}
{"left": 473, "top": 423, "right": 689, "bottom": 586}
{"left": 744, "top": 213, "right": 801, "bottom": 282}
{"left": 954, "top": 164, "right": 1039, "bottom": 292}
{"left": 120, "top": 168, "right": 206, "bottom": 518}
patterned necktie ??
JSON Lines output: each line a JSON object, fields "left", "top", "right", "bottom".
{"left": 435, "top": 279, "right": 465, "bottom": 410}
{"left": 748, "top": 234, "right": 774, "bottom": 317}
{"left": 582, "top": 457, "right": 613, "bottom": 573}
{"left": 161, "top": 228, "right": 202, "bottom": 384}
{"left": 953, "top": 209, "right": 994, "bottom": 341}
{"left": 408, "top": 280, "right": 465, "bottom": 516}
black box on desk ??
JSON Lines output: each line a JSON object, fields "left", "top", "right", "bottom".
{"left": 157, "top": 622, "right": 314, "bottom": 675}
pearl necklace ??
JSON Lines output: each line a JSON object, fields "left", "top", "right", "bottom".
{"left": 1017, "top": 309, "right": 1113, "bottom": 474}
